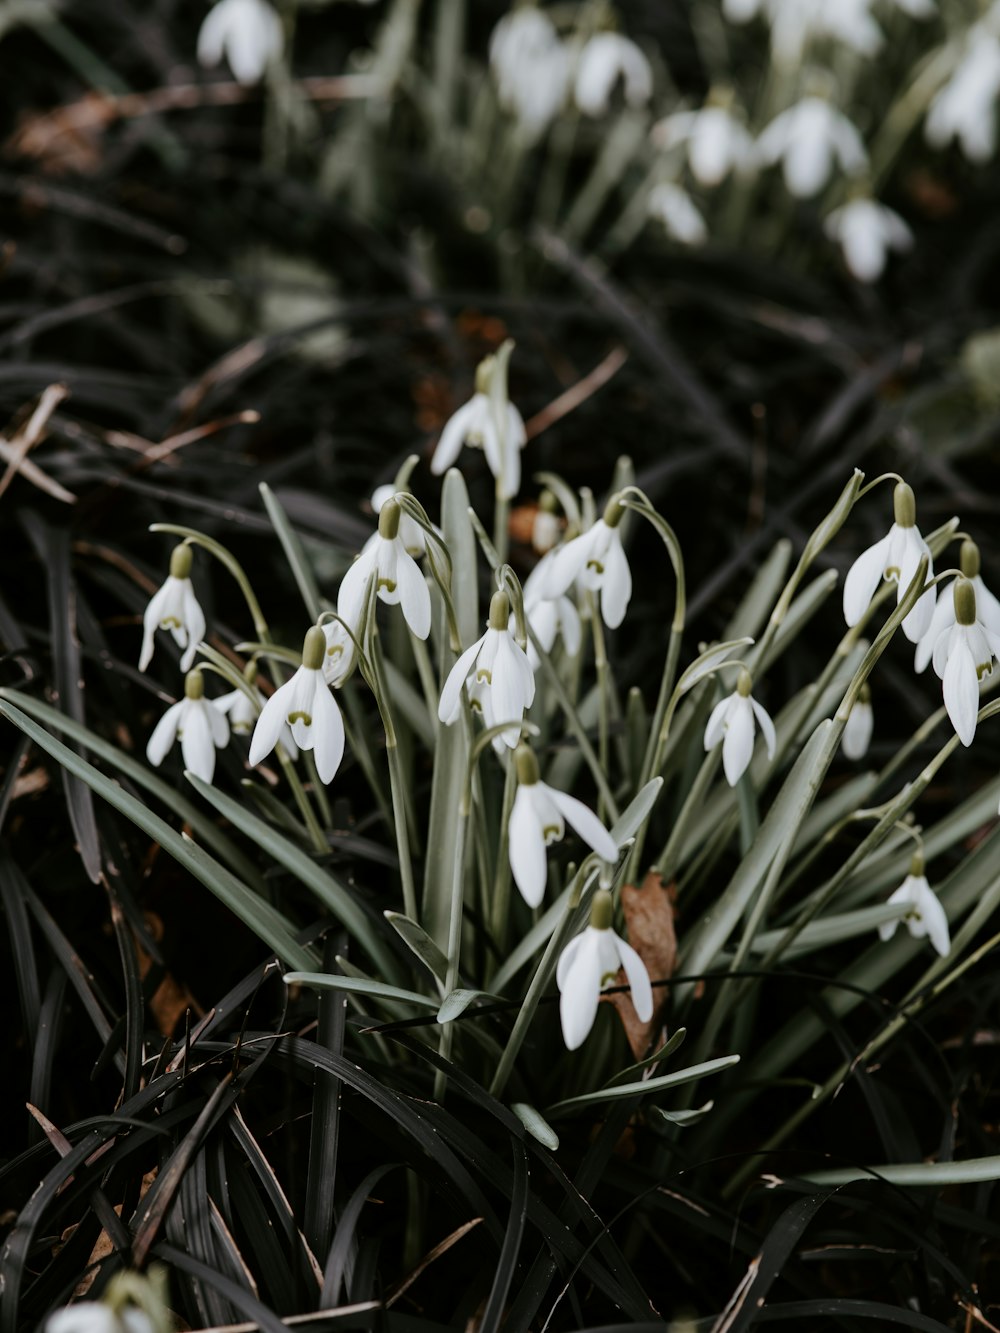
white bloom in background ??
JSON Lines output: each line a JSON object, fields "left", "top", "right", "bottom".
{"left": 768, "top": 0, "right": 883, "bottom": 64}
{"left": 648, "top": 183, "right": 708, "bottom": 244}
{"left": 147, "top": 669, "right": 230, "bottom": 785}
{"left": 824, "top": 197, "right": 912, "bottom": 282}
{"left": 878, "top": 859, "right": 950, "bottom": 956}
{"left": 704, "top": 668, "right": 776, "bottom": 786}
{"left": 508, "top": 744, "right": 618, "bottom": 906}
{"left": 885, "top": 0, "right": 935, "bottom": 16}
{"left": 489, "top": 7, "right": 569, "bottom": 136}
{"left": 531, "top": 493, "right": 562, "bottom": 554}
{"left": 574, "top": 32, "right": 653, "bottom": 117}
{"left": 519, "top": 549, "right": 582, "bottom": 668}
{"left": 755, "top": 97, "right": 867, "bottom": 198}
{"left": 338, "top": 498, "right": 431, "bottom": 640}
{"left": 654, "top": 98, "right": 753, "bottom": 187}
{"left": 930, "top": 579, "right": 1000, "bottom": 746}
{"left": 139, "top": 544, "right": 206, "bottom": 674}
{"left": 841, "top": 685, "right": 874, "bottom": 760}
{"left": 925, "top": 31, "right": 1000, "bottom": 163}
{"left": 431, "top": 346, "right": 527, "bottom": 500}
{"left": 371, "top": 484, "right": 426, "bottom": 557}
{"left": 842, "top": 481, "right": 935, "bottom": 643}
{"left": 543, "top": 498, "right": 632, "bottom": 629}
{"left": 439, "top": 591, "right": 535, "bottom": 747}
{"left": 213, "top": 662, "right": 299, "bottom": 759}
{"left": 47, "top": 1306, "right": 154, "bottom": 1333}
{"left": 557, "top": 890, "right": 653, "bottom": 1050}
{"left": 722, "top": 0, "right": 763, "bottom": 20}
{"left": 915, "top": 539, "right": 1000, "bottom": 672}
{"left": 249, "top": 627, "right": 345, "bottom": 783}
{"left": 197, "top": 0, "right": 283, "bottom": 86}
{"left": 321, "top": 615, "right": 356, "bottom": 687}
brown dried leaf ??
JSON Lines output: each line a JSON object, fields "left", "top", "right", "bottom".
{"left": 603, "top": 871, "right": 677, "bottom": 1061}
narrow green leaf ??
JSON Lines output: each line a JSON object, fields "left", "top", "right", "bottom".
{"left": 437, "top": 987, "right": 494, "bottom": 1023}
{"left": 511, "top": 1103, "right": 559, "bottom": 1151}
{"left": 803, "top": 1156, "right": 1000, "bottom": 1187}
{"left": 723, "top": 539, "right": 792, "bottom": 641}
{"left": 259, "top": 482, "right": 325, "bottom": 622}
{"left": 546, "top": 1054, "right": 739, "bottom": 1116}
{"left": 385, "top": 910, "right": 449, "bottom": 985}
{"left": 284, "top": 971, "right": 439, "bottom": 1009}
{"left": 605, "top": 1028, "right": 686, "bottom": 1086}
{"left": 609, "top": 777, "right": 663, "bottom": 846}
{"left": 650, "top": 1101, "right": 714, "bottom": 1127}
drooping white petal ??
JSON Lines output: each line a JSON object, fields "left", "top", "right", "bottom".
{"left": 308, "top": 675, "right": 345, "bottom": 783}
{"left": 549, "top": 786, "right": 619, "bottom": 863}
{"left": 543, "top": 534, "right": 589, "bottom": 600}
{"left": 841, "top": 699, "right": 873, "bottom": 760}
{"left": 559, "top": 597, "right": 583, "bottom": 657}
{"left": 438, "top": 637, "right": 485, "bottom": 724}
{"left": 197, "top": 0, "right": 232, "bottom": 68}
{"left": 556, "top": 933, "right": 586, "bottom": 990}
{"left": 180, "top": 582, "right": 206, "bottom": 671}
{"left": 207, "top": 695, "right": 231, "bottom": 747}
{"left": 46, "top": 1305, "right": 121, "bottom": 1333}
{"left": 903, "top": 583, "right": 937, "bottom": 643}
{"left": 600, "top": 534, "right": 632, "bottom": 629}
{"left": 395, "top": 547, "right": 431, "bottom": 639}
{"left": 704, "top": 695, "right": 733, "bottom": 751}
{"left": 337, "top": 546, "right": 377, "bottom": 632}
{"left": 721, "top": 695, "right": 755, "bottom": 786}
{"left": 915, "top": 585, "right": 954, "bottom": 673}
{"left": 431, "top": 398, "right": 481, "bottom": 475}
{"left": 509, "top": 786, "right": 548, "bottom": 907}
{"left": 139, "top": 582, "right": 172, "bottom": 671}
{"left": 932, "top": 622, "right": 956, "bottom": 679}
{"left": 750, "top": 697, "right": 776, "bottom": 759}
{"left": 843, "top": 533, "right": 893, "bottom": 626}
{"left": 180, "top": 700, "right": 217, "bottom": 784}
{"left": 558, "top": 929, "right": 605, "bottom": 1050}
{"left": 490, "top": 633, "right": 531, "bottom": 745}
{"left": 942, "top": 635, "right": 979, "bottom": 746}
{"left": 912, "top": 879, "right": 950, "bottom": 956}
{"left": 249, "top": 676, "right": 296, "bottom": 766}
{"left": 615, "top": 934, "right": 654, "bottom": 1022}
{"left": 146, "top": 701, "right": 184, "bottom": 768}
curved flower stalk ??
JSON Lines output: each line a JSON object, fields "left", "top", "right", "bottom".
{"left": 431, "top": 346, "right": 527, "bottom": 500}
{"left": 915, "top": 539, "right": 1000, "bottom": 673}
{"left": 647, "top": 183, "right": 708, "bottom": 245}
{"left": 338, "top": 498, "right": 431, "bottom": 640}
{"left": 573, "top": 32, "right": 653, "bottom": 117}
{"left": 824, "top": 196, "right": 912, "bottom": 282}
{"left": 543, "top": 496, "right": 632, "bottom": 629}
{"left": 755, "top": 97, "right": 867, "bottom": 198}
{"left": 519, "top": 549, "right": 582, "bottom": 669}
{"left": 439, "top": 591, "right": 535, "bottom": 748}
{"left": 212, "top": 660, "right": 298, "bottom": 758}
{"left": 931, "top": 579, "right": 1000, "bottom": 747}
{"left": 508, "top": 744, "right": 617, "bottom": 907}
{"left": 489, "top": 6, "right": 569, "bottom": 138}
{"left": 842, "top": 481, "right": 935, "bottom": 643}
{"left": 654, "top": 93, "right": 754, "bottom": 187}
{"left": 557, "top": 890, "right": 653, "bottom": 1050}
{"left": 139, "top": 544, "right": 206, "bottom": 674}
{"left": 841, "top": 683, "right": 873, "bottom": 760}
{"left": 147, "top": 669, "right": 230, "bottom": 785}
{"left": 925, "top": 29, "right": 1000, "bottom": 163}
{"left": 878, "top": 855, "right": 950, "bottom": 956}
{"left": 704, "top": 667, "right": 776, "bottom": 786}
{"left": 249, "top": 627, "right": 345, "bottom": 783}
{"left": 197, "top": 0, "right": 283, "bottom": 86}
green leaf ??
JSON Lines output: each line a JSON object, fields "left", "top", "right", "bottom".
{"left": 609, "top": 777, "right": 663, "bottom": 846}
{"left": 284, "top": 971, "right": 439, "bottom": 1009}
{"left": 0, "top": 699, "right": 316, "bottom": 972}
{"left": 650, "top": 1101, "right": 714, "bottom": 1127}
{"left": 259, "top": 482, "right": 325, "bottom": 622}
{"left": 723, "top": 539, "right": 792, "bottom": 641}
{"left": 803, "top": 1156, "right": 1000, "bottom": 1187}
{"left": 384, "top": 911, "right": 449, "bottom": 985}
{"left": 546, "top": 1055, "right": 739, "bottom": 1116}
{"left": 604, "top": 1028, "right": 686, "bottom": 1086}
{"left": 510, "top": 1103, "right": 560, "bottom": 1151}
{"left": 437, "top": 988, "right": 495, "bottom": 1024}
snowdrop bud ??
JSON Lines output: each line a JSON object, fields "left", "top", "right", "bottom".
{"left": 378, "top": 497, "right": 401, "bottom": 541}
{"left": 302, "top": 625, "right": 327, "bottom": 671}
{"left": 170, "top": 543, "right": 193, "bottom": 579}
{"left": 736, "top": 667, "right": 753, "bottom": 697}
{"left": 489, "top": 590, "right": 511, "bottom": 630}
{"left": 960, "top": 539, "right": 981, "bottom": 579}
{"left": 590, "top": 887, "right": 614, "bottom": 931}
{"left": 514, "top": 741, "right": 540, "bottom": 786}
{"left": 954, "top": 578, "right": 977, "bottom": 626}
{"left": 185, "top": 669, "right": 205, "bottom": 701}
{"left": 893, "top": 481, "right": 916, "bottom": 528}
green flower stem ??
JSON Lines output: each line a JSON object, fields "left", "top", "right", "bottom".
{"left": 588, "top": 593, "right": 612, "bottom": 821}
{"left": 656, "top": 748, "right": 722, "bottom": 886}
{"left": 150, "top": 523, "right": 271, "bottom": 649}
{"left": 304, "top": 750, "right": 333, "bottom": 828}
{"left": 276, "top": 745, "right": 327, "bottom": 855}
{"left": 493, "top": 491, "right": 510, "bottom": 569}
{"left": 434, "top": 799, "right": 471, "bottom": 1103}
{"left": 410, "top": 634, "right": 441, "bottom": 734}
{"left": 366, "top": 618, "right": 419, "bottom": 923}
{"left": 490, "top": 757, "right": 518, "bottom": 952}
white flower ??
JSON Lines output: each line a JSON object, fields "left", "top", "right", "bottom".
{"left": 321, "top": 616, "right": 356, "bottom": 687}
{"left": 647, "top": 182, "right": 708, "bottom": 245}
{"left": 704, "top": 669, "right": 776, "bottom": 786}
{"left": 508, "top": 745, "right": 618, "bottom": 907}
{"left": 824, "top": 197, "right": 912, "bottom": 282}
{"left": 489, "top": 7, "right": 569, "bottom": 136}
{"left": 654, "top": 101, "right": 754, "bottom": 187}
{"left": 574, "top": 32, "right": 653, "bottom": 117}
{"left": 755, "top": 97, "right": 867, "bottom": 198}
{"left": 337, "top": 498, "right": 431, "bottom": 640}
{"left": 878, "top": 866, "right": 950, "bottom": 956}
{"left": 372, "top": 483, "right": 426, "bottom": 556}
{"left": 842, "top": 482, "right": 935, "bottom": 643}
{"left": 841, "top": 687, "right": 873, "bottom": 760}
{"left": 930, "top": 579, "right": 1000, "bottom": 747}
{"left": 925, "top": 31, "right": 1000, "bottom": 163}
{"left": 532, "top": 502, "right": 562, "bottom": 554}
{"left": 915, "top": 542, "right": 1000, "bottom": 673}
{"left": 431, "top": 346, "right": 527, "bottom": 500}
{"left": 769, "top": 0, "right": 883, "bottom": 63}
{"left": 556, "top": 890, "right": 653, "bottom": 1050}
{"left": 249, "top": 628, "right": 345, "bottom": 783}
{"left": 722, "top": 0, "right": 763, "bottom": 22}
{"left": 886, "top": 0, "right": 935, "bottom": 16}
{"left": 543, "top": 501, "right": 632, "bottom": 629}
{"left": 519, "top": 549, "right": 582, "bottom": 668}
{"left": 139, "top": 544, "right": 206, "bottom": 674}
{"left": 438, "top": 591, "right": 535, "bottom": 748}
{"left": 197, "top": 0, "right": 283, "bottom": 86}
{"left": 213, "top": 665, "right": 299, "bottom": 758}
{"left": 46, "top": 1306, "right": 154, "bottom": 1333}
{"left": 147, "top": 670, "right": 230, "bottom": 785}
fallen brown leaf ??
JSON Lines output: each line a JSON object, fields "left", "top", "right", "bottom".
{"left": 603, "top": 870, "right": 677, "bottom": 1060}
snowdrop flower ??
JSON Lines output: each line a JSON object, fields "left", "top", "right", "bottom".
{"left": 431, "top": 347, "right": 527, "bottom": 500}
{"left": 372, "top": 483, "right": 426, "bottom": 557}
{"left": 878, "top": 856, "right": 950, "bottom": 956}
{"left": 824, "top": 196, "right": 912, "bottom": 282}
{"left": 338, "top": 498, "right": 431, "bottom": 640}
{"left": 197, "top": 0, "right": 283, "bottom": 86}
{"left": 915, "top": 540, "right": 1000, "bottom": 673}
{"left": 842, "top": 481, "right": 936, "bottom": 643}
{"left": 321, "top": 615, "right": 357, "bottom": 687}
{"left": 438, "top": 591, "right": 535, "bottom": 748}
{"left": 147, "top": 669, "right": 230, "bottom": 785}
{"left": 704, "top": 667, "right": 776, "bottom": 786}
{"left": 755, "top": 97, "right": 867, "bottom": 198}
{"left": 489, "top": 7, "right": 569, "bottom": 137}
{"left": 574, "top": 32, "right": 653, "bottom": 117}
{"left": 925, "top": 30, "right": 1000, "bottom": 163}
{"left": 47, "top": 1306, "right": 154, "bottom": 1333}
{"left": 930, "top": 579, "right": 1000, "bottom": 746}
{"left": 249, "top": 627, "right": 345, "bottom": 783}
{"left": 531, "top": 491, "right": 562, "bottom": 554}
{"left": 557, "top": 890, "right": 653, "bottom": 1050}
{"left": 519, "top": 549, "right": 582, "bottom": 668}
{"left": 212, "top": 661, "right": 298, "bottom": 759}
{"left": 508, "top": 744, "right": 618, "bottom": 907}
{"left": 543, "top": 497, "right": 632, "bottom": 629}
{"left": 647, "top": 183, "right": 708, "bottom": 244}
{"left": 841, "top": 683, "right": 874, "bottom": 760}
{"left": 654, "top": 93, "right": 754, "bottom": 187}
{"left": 139, "top": 544, "right": 206, "bottom": 674}
{"left": 770, "top": 0, "right": 883, "bottom": 63}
